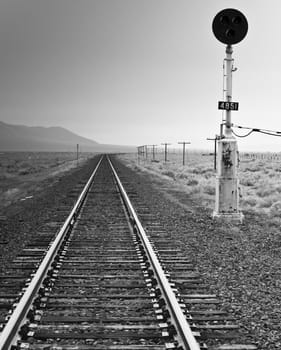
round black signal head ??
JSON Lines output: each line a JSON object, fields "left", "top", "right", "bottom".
{"left": 212, "top": 8, "right": 248, "bottom": 45}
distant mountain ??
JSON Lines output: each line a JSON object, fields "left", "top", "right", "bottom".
{"left": 0, "top": 121, "right": 135, "bottom": 153}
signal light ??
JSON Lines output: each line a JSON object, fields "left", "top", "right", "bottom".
{"left": 232, "top": 16, "right": 242, "bottom": 25}
{"left": 212, "top": 8, "right": 248, "bottom": 45}
{"left": 220, "top": 15, "right": 230, "bottom": 25}
{"left": 226, "top": 29, "right": 235, "bottom": 38}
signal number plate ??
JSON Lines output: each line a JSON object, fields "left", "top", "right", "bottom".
{"left": 218, "top": 101, "right": 239, "bottom": 111}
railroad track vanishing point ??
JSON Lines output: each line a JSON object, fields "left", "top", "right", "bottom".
{"left": 0, "top": 155, "right": 257, "bottom": 350}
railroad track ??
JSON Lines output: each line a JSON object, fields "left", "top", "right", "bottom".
{"left": 0, "top": 155, "right": 257, "bottom": 350}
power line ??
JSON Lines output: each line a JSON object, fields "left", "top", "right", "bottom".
{"left": 232, "top": 124, "right": 281, "bottom": 138}
{"left": 231, "top": 129, "right": 254, "bottom": 138}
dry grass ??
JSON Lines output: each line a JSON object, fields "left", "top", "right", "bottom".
{"left": 119, "top": 151, "right": 281, "bottom": 221}
{"left": 0, "top": 152, "right": 93, "bottom": 207}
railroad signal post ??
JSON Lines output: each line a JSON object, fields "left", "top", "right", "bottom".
{"left": 212, "top": 8, "right": 248, "bottom": 223}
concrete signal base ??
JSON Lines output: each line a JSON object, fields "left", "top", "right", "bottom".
{"left": 213, "top": 138, "right": 244, "bottom": 223}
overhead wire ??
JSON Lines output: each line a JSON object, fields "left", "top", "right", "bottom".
{"left": 231, "top": 124, "right": 281, "bottom": 138}
{"left": 231, "top": 128, "right": 254, "bottom": 138}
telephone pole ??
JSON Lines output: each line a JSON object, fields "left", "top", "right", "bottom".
{"left": 178, "top": 142, "right": 191, "bottom": 166}
{"left": 147, "top": 145, "right": 157, "bottom": 161}
{"left": 137, "top": 146, "right": 142, "bottom": 163}
{"left": 161, "top": 143, "right": 171, "bottom": 162}
{"left": 207, "top": 136, "right": 220, "bottom": 170}
{"left": 145, "top": 145, "right": 148, "bottom": 159}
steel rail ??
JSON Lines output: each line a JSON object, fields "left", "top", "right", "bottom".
{"left": 0, "top": 155, "right": 103, "bottom": 350}
{"left": 108, "top": 156, "right": 201, "bottom": 350}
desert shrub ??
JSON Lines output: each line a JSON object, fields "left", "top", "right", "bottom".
{"left": 18, "top": 168, "right": 31, "bottom": 176}
{"left": 257, "top": 197, "right": 274, "bottom": 209}
{"left": 185, "top": 185, "right": 200, "bottom": 195}
{"left": 202, "top": 172, "right": 213, "bottom": 179}
{"left": 256, "top": 187, "right": 275, "bottom": 198}
{"left": 242, "top": 197, "right": 257, "bottom": 207}
{"left": 187, "top": 179, "right": 199, "bottom": 186}
{"left": 244, "top": 162, "right": 265, "bottom": 172}
{"left": 203, "top": 185, "right": 215, "bottom": 195}
{"left": 240, "top": 178, "right": 255, "bottom": 186}
{"left": 161, "top": 170, "right": 176, "bottom": 179}
{"left": 6, "top": 164, "right": 17, "bottom": 172}
{"left": 178, "top": 173, "right": 188, "bottom": 179}
{"left": 275, "top": 185, "right": 281, "bottom": 193}
{"left": 189, "top": 167, "right": 200, "bottom": 174}
{"left": 244, "top": 167, "right": 259, "bottom": 172}
{"left": 190, "top": 166, "right": 213, "bottom": 175}
{"left": 19, "top": 160, "right": 31, "bottom": 167}
{"left": 269, "top": 201, "right": 281, "bottom": 217}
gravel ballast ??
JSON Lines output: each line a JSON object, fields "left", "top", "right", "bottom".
{"left": 114, "top": 156, "right": 281, "bottom": 350}
{"left": 0, "top": 154, "right": 280, "bottom": 349}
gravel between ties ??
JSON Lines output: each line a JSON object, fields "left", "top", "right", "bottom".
{"left": 0, "top": 155, "right": 280, "bottom": 349}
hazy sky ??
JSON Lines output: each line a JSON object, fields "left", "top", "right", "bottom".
{"left": 0, "top": 0, "right": 281, "bottom": 151}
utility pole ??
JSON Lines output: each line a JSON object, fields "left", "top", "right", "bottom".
{"left": 151, "top": 145, "right": 157, "bottom": 161}
{"left": 145, "top": 145, "right": 148, "bottom": 159}
{"left": 161, "top": 143, "right": 171, "bottom": 162}
{"left": 137, "top": 146, "right": 141, "bottom": 163}
{"left": 76, "top": 144, "right": 79, "bottom": 162}
{"left": 147, "top": 145, "right": 157, "bottom": 161}
{"left": 178, "top": 142, "right": 191, "bottom": 166}
{"left": 141, "top": 145, "right": 145, "bottom": 158}
{"left": 207, "top": 136, "right": 220, "bottom": 170}
{"left": 212, "top": 8, "right": 248, "bottom": 223}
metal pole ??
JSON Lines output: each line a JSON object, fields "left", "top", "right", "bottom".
{"left": 213, "top": 45, "right": 243, "bottom": 222}
{"left": 225, "top": 45, "right": 233, "bottom": 137}
{"left": 77, "top": 144, "right": 79, "bottom": 162}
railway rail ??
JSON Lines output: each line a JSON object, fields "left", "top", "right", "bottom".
{"left": 0, "top": 155, "right": 257, "bottom": 350}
